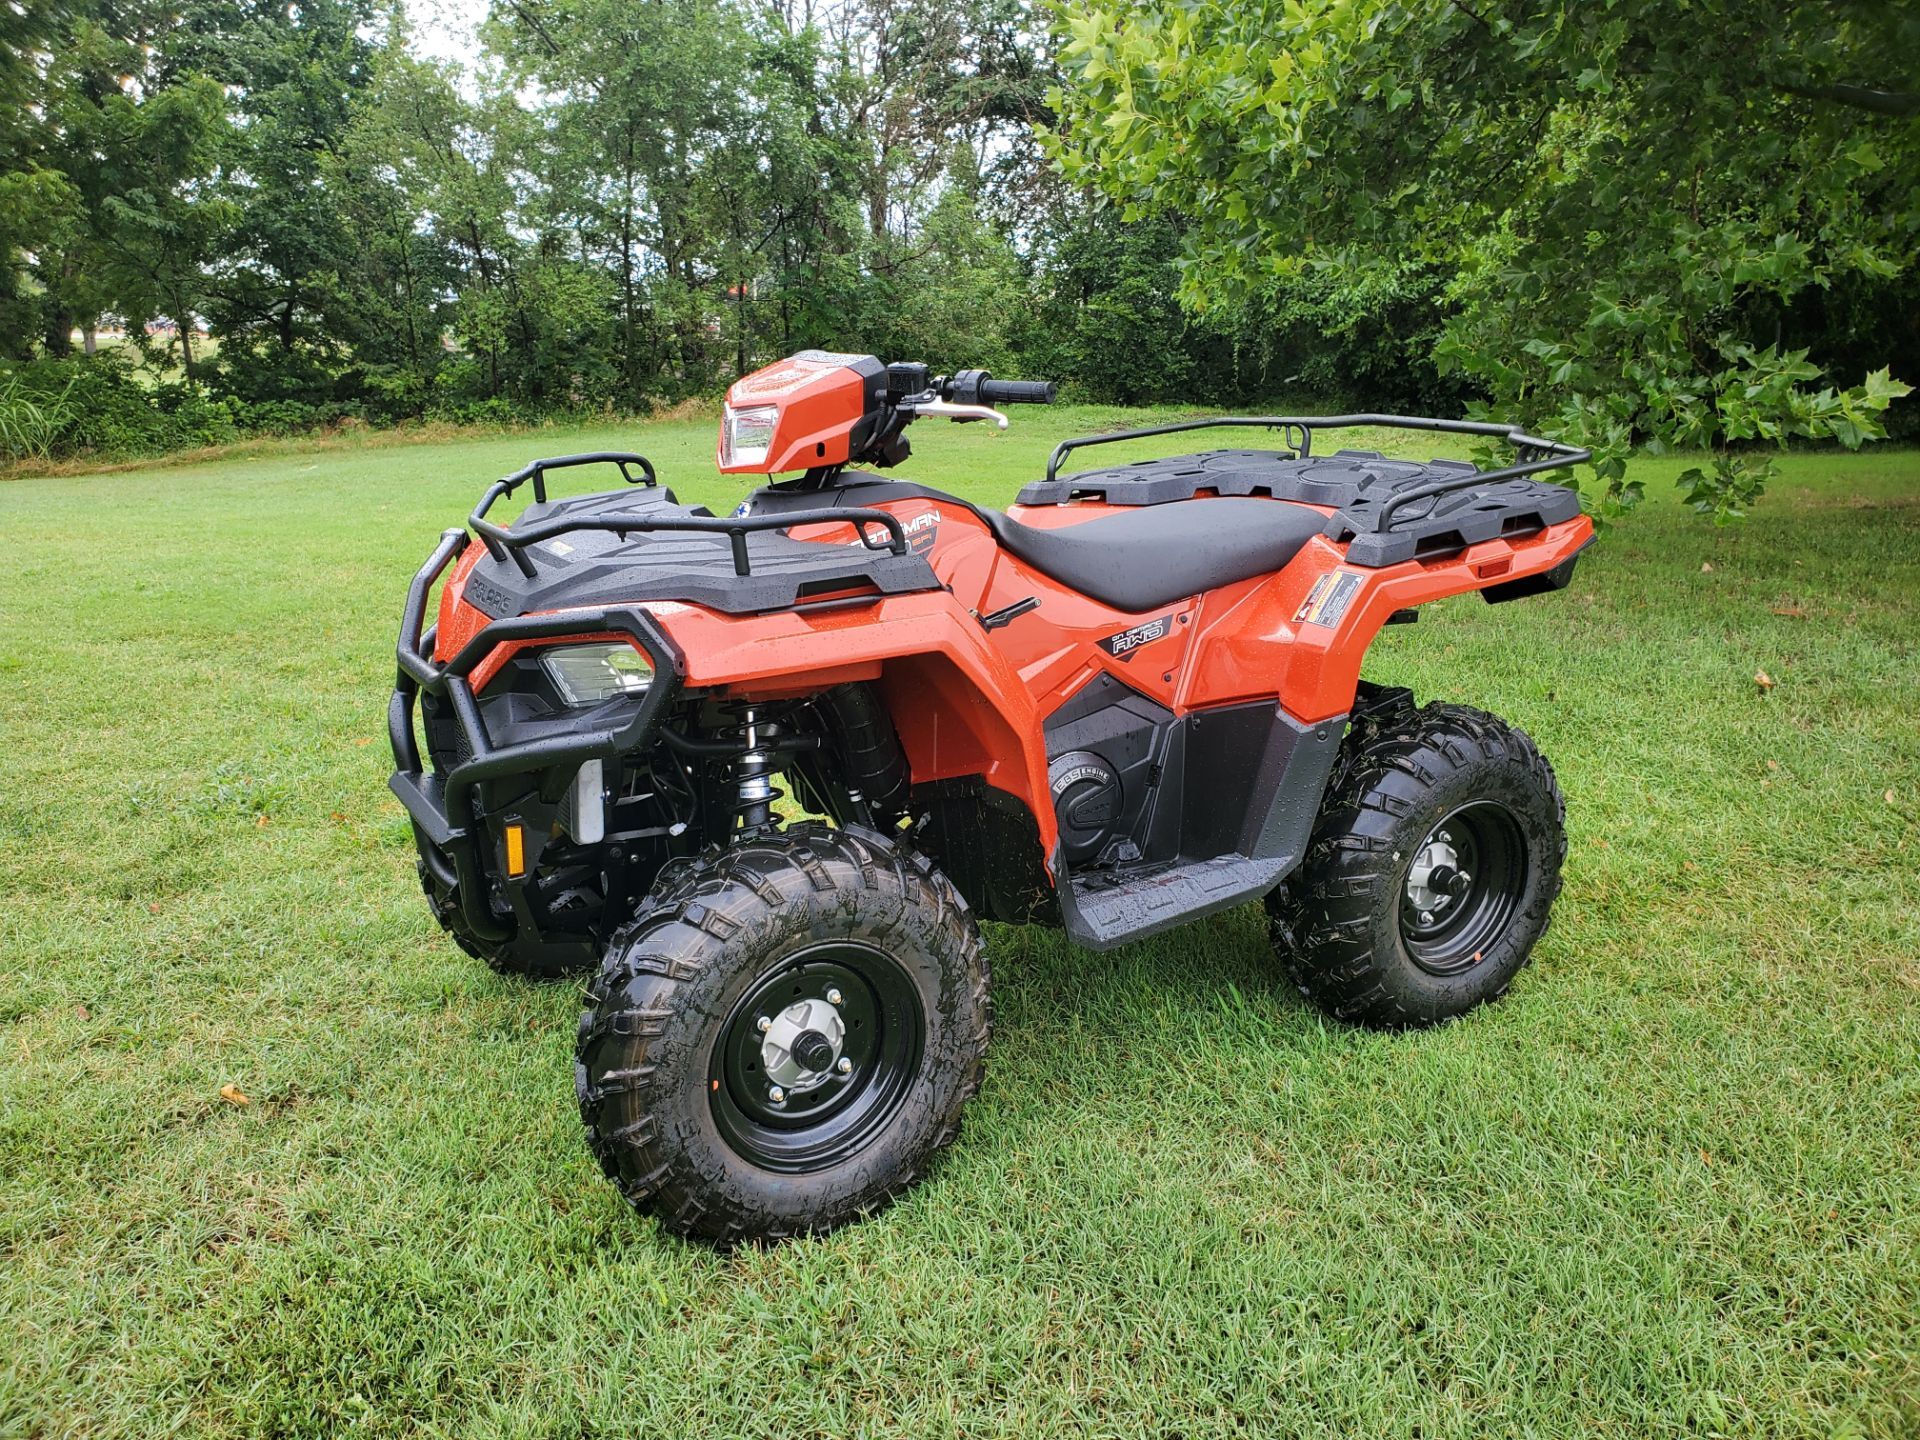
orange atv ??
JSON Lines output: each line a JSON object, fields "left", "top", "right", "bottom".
{"left": 389, "top": 350, "right": 1593, "bottom": 1242}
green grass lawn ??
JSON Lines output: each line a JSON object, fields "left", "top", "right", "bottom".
{"left": 2, "top": 412, "right": 1917, "bottom": 1438}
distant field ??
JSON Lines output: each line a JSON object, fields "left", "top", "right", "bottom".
{"left": 2, "top": 415, "right": 1916, "bottom": 1438}
{"left": 68, "top": 330, "right": 218, "bottom": 388}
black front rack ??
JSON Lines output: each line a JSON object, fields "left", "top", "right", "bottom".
{"left": 469, "top": 451, "right": 912, "bottom": 580}
{"left": 387, "top": 517, "right": 687, "bottom": 945}
{"left": 1043, "top": 414, "right": 1589, "bottom": 531}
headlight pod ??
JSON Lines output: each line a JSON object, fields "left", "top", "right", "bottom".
{"left": 540, "top": 643, "right": 654, "bottom": 707}
{"left": 720, "top": 403, "right": 779, "bottom": 468}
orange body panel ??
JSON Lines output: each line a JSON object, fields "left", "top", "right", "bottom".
{"left": 434, "top": 491, "right": 1594, "bottom": 857}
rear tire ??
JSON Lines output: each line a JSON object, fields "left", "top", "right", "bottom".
{"left": 576, "top": 823, "right": 989, "bottom": 1244}
{"left": 1267, "top": 700, "right": 1565, "bottom": 1028}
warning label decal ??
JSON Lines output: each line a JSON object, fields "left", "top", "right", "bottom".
{"left": 1294, "top": 570, "right": 1364, "bottom": 628}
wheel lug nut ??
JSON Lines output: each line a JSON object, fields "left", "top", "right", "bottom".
{"left": 836, "top": 1057, "right": 852, "bottom": 1075}
{"left": 768, "top": 1085, "right": 785, "bottom": 1103}
{"left": 826, "top": 988, "right": 843, "bottom": 1006}
{"left": 755, "top": 1015, "right": 771, "bottom": 1033}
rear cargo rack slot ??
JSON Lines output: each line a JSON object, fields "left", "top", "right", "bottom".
{"left": 1025, "top": 415, "right": 1589, "bottom": 568}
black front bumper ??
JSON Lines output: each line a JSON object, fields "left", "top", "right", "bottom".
{"left": 387, "top": 527, "right": 683, "bottom": 948}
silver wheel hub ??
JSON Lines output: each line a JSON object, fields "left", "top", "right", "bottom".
{"left": 759, "top": 997, "right": 847, "bottom": 1093}
{"left": 1405, "top": 831, "right": 1470, "bottom": 916}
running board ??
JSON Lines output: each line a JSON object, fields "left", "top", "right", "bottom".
{"left": 1058, "top": 854, "right": 1295, "bottom": 951}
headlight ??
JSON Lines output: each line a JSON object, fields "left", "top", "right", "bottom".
{"left": 720, "top": 403, "right": 779, "bottom": 467}
{"left": 540, "top": 643, "right": 653, "bottom": 707}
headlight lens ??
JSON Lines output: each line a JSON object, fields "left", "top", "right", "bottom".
{"left": 540, "top": 643, "right": 654, "bottom": 707}
{"left": 721, "top": 403, "right": 779, "bottom": 467}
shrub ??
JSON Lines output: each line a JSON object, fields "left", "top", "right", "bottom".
{"left": 151, "top": 384, "right": 242, "bottom": 448}
{"left": 0, "top": 356, "right": 262, "bottom": 461}
{"left": 427, "top": 393, "right": 548, "bottom": 428}
{"left": 0, "top": 371, "right": 74, "bottom": 461}
{"left": 6, "top": 355, "right": 173, "bottom": 457}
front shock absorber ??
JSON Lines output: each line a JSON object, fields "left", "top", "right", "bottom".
{"left": 724, "top": 703, "right": 784, "bottom": 832}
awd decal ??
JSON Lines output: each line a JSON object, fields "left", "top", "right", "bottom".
{"left": 1098, "top": 613, "right": 1174, "bottom": 658}
{"left": 1295, "top": 570, "right": 1364, "bottom": 628}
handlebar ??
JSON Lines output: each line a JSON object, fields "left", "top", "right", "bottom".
{"left": 883, "top": 361, "right": 1058, "bottom": 408}
{"left": 979, "top": 377, "right": 1057, "bottom": 406}
{"left": 944, "top": 368, "right": 1056, "bottom": 407}
{"left": 853, "top": 361, "right": 1056, "bottom": 466}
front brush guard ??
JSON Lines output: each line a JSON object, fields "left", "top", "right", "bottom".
{"left": 387, "top": 526, "right": 684, "bottom": 944}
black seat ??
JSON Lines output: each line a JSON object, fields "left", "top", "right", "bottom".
{"left": 984, "top": 497, "right": 1327, "bottom": 613}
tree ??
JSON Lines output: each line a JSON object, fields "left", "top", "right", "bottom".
{"left": 491, "top": 0, "right": 770, "bottom": 398}
{"left": 50, "top": 72, "right": 232, "bottom": 382}
{"left": 182, "top": 0, "right": 384, "bottom": 402}
{"left": 1046, "top": 0, "right": 1918, "bottom": 518}
{"left": 321, "top": 23, "right": 464, "bottom": 417}
{"left": 1015, "top": 207, "right": 1198, "bottom": 403}
{"left": 0, "top": 0, "right": 78, "bottom": 354}
{"left": 5, "top": 0, "right": 230, "bottom": 369}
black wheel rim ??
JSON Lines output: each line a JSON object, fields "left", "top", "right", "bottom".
{"left": 1398, "top": 802, "right": 1528, "bottom": 977}
{"left": 709, "top": 941, "right": 924, "bottom": 1174}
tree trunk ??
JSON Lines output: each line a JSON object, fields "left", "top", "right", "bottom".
{"left": 779, "top": 230, "right": 792, "bottom": 352}
{"left": 621, "top": 126, "right": 640, "bottom": 407}
{"left": 735, "top": 270, "right": 748, "bottom": 380}
{"left": 395, "top": 215, "right": 425, "bottom": 414}
{"left": 173, "top": 297, "right": 198, "bottom": 386}
{"left": 44, "top": 307, "right": 74, "bottom": 359}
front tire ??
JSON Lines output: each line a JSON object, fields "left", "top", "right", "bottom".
{"left": 420, "top": 868, "right": 596, "bottom": 980}
{"left": 1267, "top": 700, "right": 1566, "bottom": 1028}
{"left": 576, "top": 823, "right": 989, "bottom": 1244}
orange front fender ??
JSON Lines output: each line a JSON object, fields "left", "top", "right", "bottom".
{"left": 470, "top": 590, "right": 1059, "bottom": 859}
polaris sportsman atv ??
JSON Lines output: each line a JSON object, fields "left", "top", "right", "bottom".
{"left": 389, "top": 350, "right": 1593, "bottom": 1242}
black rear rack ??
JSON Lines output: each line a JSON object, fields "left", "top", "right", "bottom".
{"left": 470, "top": 451, "right": 912, "bottom": 579}
{"left": 1043, "top": 414, "right": 1589, "bottom": 530}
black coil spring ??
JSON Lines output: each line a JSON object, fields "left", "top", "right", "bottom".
{"left": 715, "top": 701, "right": 787, "bottom": 829}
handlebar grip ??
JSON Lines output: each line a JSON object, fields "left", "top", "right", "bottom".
{"left": 979, "top": 378, "right": 1057, "bottom": 405}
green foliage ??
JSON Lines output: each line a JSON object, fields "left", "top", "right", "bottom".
{"left": 1017, "top": 210, "right": 1199, "bottom": 403}
{"left": 0, "top": 354, "right": 368, "bottom": 458}
{"left": 5, "top": 0, "right": 1917, "bottom": 473}
{"left": 848, "top": 180, "right": 1029, "bottom": 376}
{"left": 2, "top": 357, "right": 181, "bottom": 455}
{"left": 1250, "top": 261, "right": 1477, "bottom": 414}
{"left": 0, "top": 372, "right": 74, "bottom": 461}
{"left": 1014, "top": 211, "right": 1477, "bottom": 409}
{"left": 1047, "top": 0, "right": 1920, "bottom": 516}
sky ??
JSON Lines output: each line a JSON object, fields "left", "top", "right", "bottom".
{"left": 405, "top": 0, "right": 488, "bottom": 70}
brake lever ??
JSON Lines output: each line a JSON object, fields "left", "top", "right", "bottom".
{"left": 910, "top": 400, "right": 1009, "bottom": 429}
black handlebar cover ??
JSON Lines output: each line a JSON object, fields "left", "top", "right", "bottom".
{"left": 980, "top": 377, "right": 1057, "bottom": 405}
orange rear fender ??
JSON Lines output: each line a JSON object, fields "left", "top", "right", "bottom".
{"left": 1190, "top": 515, "right": 1594, "bottom": 722}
